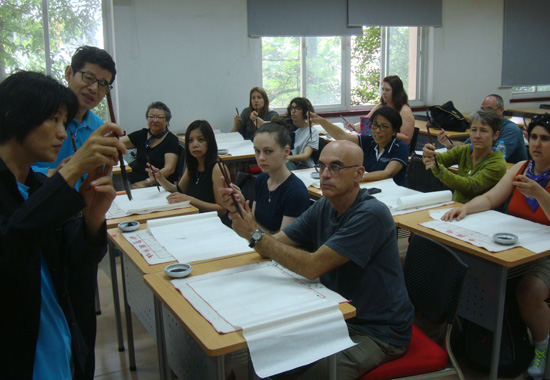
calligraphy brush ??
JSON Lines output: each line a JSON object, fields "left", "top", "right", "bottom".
{"left": 216, "top": 156, "right": 243, "bottom": 218}
{"left": 308, "top": 111, "right": 313, "bottom": 142}
{"left": 146, "top": 153, "right": 161, "bottom": 192}
{"left": 235, "top": 107, "right": 239, "bottom": 116}
{"left": 425, "top": 122, "right": 434, "bottom": 145}
{"left": 105, "top": 87, "right": 133, "bottom": 200}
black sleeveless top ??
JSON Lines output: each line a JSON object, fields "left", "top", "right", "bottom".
{"left": 185, "top": 162, "right": 215, "bottom": 206}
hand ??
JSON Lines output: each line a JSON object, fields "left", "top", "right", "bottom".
{"left": 344, "top": 121, "right": 356, "bottom": 132}
{"left": 80, "top": 164, "right": 116, "bottom": 222}
{"left": 234, "top": 115, "right": 242, "bottom": 125}
{"left": 513, "top": 175, "right": 544, "bottom": 199}
{"left": 218, "top": 176, "right": 245, "bottom": 212}
{"left": 250, "top": 111, "right": 258, "bottom": 121}
{"left": 228, "top": 201, "right": 258, "bottom": 242}
{"left": 437, "top": 129, "right": 452, "bottom": 149}
{"left": 441, "top": 207, "right": 467, "bottom": 222}
{"left": 166, "top": 192, "right": 190, "bottom": 204}
{"left": 131, "top": 180, "right": 149, "bottom": 189}
{"left": 146, "top": 163, "right": 164, "bottom": 181}
{"left": 47, "top": 157, "right": 72, "bottom": 177}
{"left": 422, "top": 143, "right": 436, "bottom": 158}
{"left": 308, "top": 112, "right": 324, "bottom": 125}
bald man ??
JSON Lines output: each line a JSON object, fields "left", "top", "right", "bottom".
{"left": 222, "top": 141, "right": 413, "bottom": 380}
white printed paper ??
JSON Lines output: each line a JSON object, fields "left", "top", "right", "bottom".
{"left": 112, "top": 187, "right": 190, "bottom": 215}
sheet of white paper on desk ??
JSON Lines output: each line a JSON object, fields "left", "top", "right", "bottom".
{"left": 414, "top": 147, "right": 447, "bottom": 156}
{"left": 122, "top": 229, "right": 174, "bottom": 265}
{"left": 146, "top": 212, "right": 215, "bottom": 229}
{"left": 213, "top": 131, "right": 245, "bottom": 144}
{"left": 113, "top": 187, "right": 190, "bottom": 214}
{"left": 149, "top": 212, "right": 251, "bottom": 263}
{"left": 292, "top": 168, "right": 319, "bottom": 188}
{"left": 424, "top": 209, "right": 550, "bottom": 253}
{"left": 396, "top": 190, "right": 452, "bottom": 210}
{"left": 219, "top": 139, "right": 254, "bottom": 157}
{"left": 172, "top": 262, "right": 354, "bottom": 378}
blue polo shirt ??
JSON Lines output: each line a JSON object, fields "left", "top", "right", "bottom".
{"left": 358, "top": 136, "right": 409, "bottom": 187}
{"left": 32, "top": 110, "right": 104, "bottom": 190}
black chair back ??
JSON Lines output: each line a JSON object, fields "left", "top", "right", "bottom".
{"left": 175, "top": 143, "right": 186, "bottom": 183}
{"left": 404, "top": 234, "right": 468, "bottom": 325}
{"left": 409, "top": 127, "right": 420, "bottom": 156}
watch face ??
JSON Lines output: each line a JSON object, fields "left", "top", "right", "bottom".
{"left": 252, "top": 230, "right": 263, "bottom": 240}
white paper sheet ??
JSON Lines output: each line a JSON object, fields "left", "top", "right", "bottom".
{"left": 112, "top": 187, "right": 190, "bottom": 215}
{"left": 121, "top": 229, "right": 174, "bottom": 265}
{"left": 396, "top": 191, "right": 453, "bottom": 210}
{"left": 425, "top": 209, "right": 550, "bottom": 253}
{"left": 292, "top": 168, "right": 320, "bottom": 188}
{"left": 171, "top": 262, "right": 354, "bottom": 378}
{"left": 149, "top": 212, "right": 251, "bottom": 263}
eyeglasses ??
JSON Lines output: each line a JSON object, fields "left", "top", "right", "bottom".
{"left": 371, "top": 123, "right": 390, "bottom": 131}
{"left": 147, "top": 116, "right": 166, "bottom": 121}
{"left": 78, "top": 70, "right": 113, "bottom": 93}
{"left": 314, "top": 163, "right": 359, "bottom": 176}
{"left": 289, "top": 106, "right": 302, "bottom": 112}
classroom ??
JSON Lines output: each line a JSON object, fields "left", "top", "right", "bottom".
{"left": 1, "top": 1, "right": 549, "bottom": 380}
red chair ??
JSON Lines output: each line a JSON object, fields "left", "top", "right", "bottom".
{"left": 359, "top": 234, "right": 468, "bottom": 380}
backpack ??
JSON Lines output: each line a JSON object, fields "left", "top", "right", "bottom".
{"left": 407, "top": 153, "right": 450, "bottom": 193}
{"left": 452, "top": 283, "right": 533, "bottom": 378}
{"left": 426, "top": 101, "right": 469, "bottom": 132}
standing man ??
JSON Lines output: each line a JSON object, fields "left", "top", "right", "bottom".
{"left": 32, "top": 45, "right": 117, "bottom": 380}
{"left": 439, "top": 94, "right": 528, "bottom": 163}
{"left": 221, "top": 140, "right": 413, "bottom": 380}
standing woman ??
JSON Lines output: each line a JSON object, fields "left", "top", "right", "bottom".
{"left": 232, "top": 87, "right": 278, "bottom": 140}
{"left": 311, "top": 107, "right": 409, "bottom": 186}
{"left": 0, "top": 71, "right": 126, "bottom": 378}
{"left": 422, "top": 109, "right": 507, "bottom": 203}
{"left": 348, "top": 75, "right": 415, "bottom": 144}
{"left": 150, "top": 120, "right": 226, "bottom": 215}
{"left": 441, "top": 114, "right": 550, "bottom": 380}
{"left": 121, "top": 101, "right": 180, "bottom": 188}
{"left": 285, "top": 97, "right": 319, "bottom": 170}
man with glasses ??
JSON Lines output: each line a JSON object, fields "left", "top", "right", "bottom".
{"left": 32, "top": 45, "right": 117, "bottom": 380}
{"left": 438, "top": 94, "right": 528, "bottom": 163}
{"left": 221, "top": 140, "right": 413, "bottom": 380}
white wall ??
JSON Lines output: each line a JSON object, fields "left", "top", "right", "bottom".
{"left": 112, "top": 0, "right": 542, "bottom": 134}
{"left": 113, "top": 0, "right": 262, "bottom": 134}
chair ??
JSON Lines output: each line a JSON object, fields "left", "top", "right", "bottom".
{"left": 359, "top": 234, "right": 468, "bottom": 380}
{"left": 413, "top": 113, "right": 429, "bottom": 121}
{"left": 408, "top": 127, "right": 420, "bottom": 156}
{"left": 539, "top": 104, "right": 550, "bottom": 110}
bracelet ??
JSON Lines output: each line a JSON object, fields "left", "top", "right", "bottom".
{"left": 146, "top": 178, "right": 152, "bottom": 184}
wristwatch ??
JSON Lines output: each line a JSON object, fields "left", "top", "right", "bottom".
{"left": 249, "top": 229, "right": 264, "bottom": 248}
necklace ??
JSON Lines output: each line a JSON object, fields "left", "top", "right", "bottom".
{"left": 196, "top": 171, "right": 203, "bottom": 185}
{"left": 268, "top": 187, "right": 279, "bottom": 203}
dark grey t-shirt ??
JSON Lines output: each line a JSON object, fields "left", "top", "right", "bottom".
{"left": 282, "top": 188, "right": 414, "bottom": 347}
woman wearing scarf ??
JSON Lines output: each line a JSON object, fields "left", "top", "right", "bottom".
{"left": 122, "top": 101, "right": 180, "bottom": 187}
{"left": 442, "top": 113, "right": 550, "bottom": 380}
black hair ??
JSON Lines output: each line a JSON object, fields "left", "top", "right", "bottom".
{"left": 286, "top": 97, "right": 312, "bottom": 120}
{"left": 528, "top": 113, "right": 550, "bottom": 137}
{"left": 145, "top": 101, "right": 172, "bottom": 122}
{"left": 255, "top": 116, "right": 291, "bottom": 148}
{"left": 184, "top": 120, "right": 218, "bottom": 177}
{"left": 371, "top": 106, "right": 402, "bottom": 133}
{"left": 71, "top": 45, "right": 117, "bottom": 84}
{"left": 0, "top": 71, "right": 79, "bottom": 144}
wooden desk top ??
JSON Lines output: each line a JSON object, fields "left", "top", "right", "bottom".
{"left": 218, "top": 153, "right": 256, "bottom": 162}
{"left": 112, "top": 164, "right": 132, "bottom": 175}
{"left": 415, "top": 119, "right": 470, "bottom": 139}
{"left": 106, "top": 205, "right": 199, "bottom": 229}
{"left": 394, "top": 206, "right": 550, "bottom": 267}
{"left": 144, "top": 254, "right": 357, "bottom": 356}
{"left": 506, "top": 107, "right": 548, "bottom": 116}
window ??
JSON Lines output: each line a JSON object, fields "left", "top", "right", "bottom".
{"left": 512, "top": 85, "right": 550, "bottom": 99}
{"left": 1, "top": 0, "right": 106, "bottom": 116}
{"left": 262, "top": 26, "right": 424, "bottom": 110}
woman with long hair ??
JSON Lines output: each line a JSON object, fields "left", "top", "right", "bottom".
{"left": 232, "top": 87, "right": 278, "bottom": 140}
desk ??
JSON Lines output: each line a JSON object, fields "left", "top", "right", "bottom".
{"left": 112, "top": 164, "right": 132, "bottom": 176}
{"left": 394, "top": 207, "right": 550, "bottom": 380}
{"left": 415, "top": 119, "right": 470, "bottom": 139}
{"left": 506, "top": 107, "right": 549, "bottom": 116}
{"left": 144, "top": 254, "right": 356, "bottom": 380}
{"left": 103, "top": 205, "right": 198, "bottom": 365}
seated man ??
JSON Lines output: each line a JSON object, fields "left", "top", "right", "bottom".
{"left": 221, "top": 140, "right": 414, "bottom": 380}
{"left": 439, "top": 94, "right": 527, "bottom": 163}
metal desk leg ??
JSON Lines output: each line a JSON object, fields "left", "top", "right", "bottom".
{"left": 489, "top": 266, "right": 507, "bottom": 380}
{"left": 328, "top": 355, "right": 337, "bottom": 380}
{"left": 120, "top": 256, "right": 136, "bottom": 370}
{"left": 154, "top": 297, "right": 168, "bottom": 380}
{"left": 216, "top": 355, "right": 226, "bottom": 380}
{"left": 108, "top": 240, "right": 125, "bottom": 351}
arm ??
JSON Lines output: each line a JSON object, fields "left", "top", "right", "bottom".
{"left": 288, "top": 146, "right": 314, "bottom": 162}
{"left": 309, "top": 113, "right": 359, "bottom": 144}
{"left": 158, "top": 152, "right": 178, "bottom": 180}
{"left": 437, "top": 128, "right": 465, "bottom": 149}
{"left": 119, "top": 135, "right": 135, "bottom": 150}
{"left": 362, "top": 161, "right": 404, "bottom": 182}
{"left": 441, "top": 161, "right": 523, "bottom": 221}
{"left": 513, "top": 174, "right": 550, "bottom": 220}
{"left": 396, "top": 105, "right": 415, "bottom": 144}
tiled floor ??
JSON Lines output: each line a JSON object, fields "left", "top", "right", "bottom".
{"left": 93, "top": 237, "right": 527, "bottom": 380}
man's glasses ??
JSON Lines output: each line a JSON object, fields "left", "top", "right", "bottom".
{"left": 147, "top": 116, "right": 166, "bottom": 121}
{"left": 314, "top": 163, "right": 358, "bottom": 176}
{"left": 78, "top": 70, "right": 113, "bottom": 93}
{"left": 371, "top": 123, "right": 391, "bottom": 131}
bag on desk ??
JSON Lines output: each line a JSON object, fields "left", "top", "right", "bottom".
{"left": 426, "top": 101, "right": 469, "bottom": 132}
{"left": 452, "top": 288, "right": 533, "bottom": 378}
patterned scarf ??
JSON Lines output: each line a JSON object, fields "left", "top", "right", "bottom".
{"left": 524, "top": 160, "right": 550, "bottom": 211}
{"left": 145, "top": 128, "right": 169, "bottom": 148}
